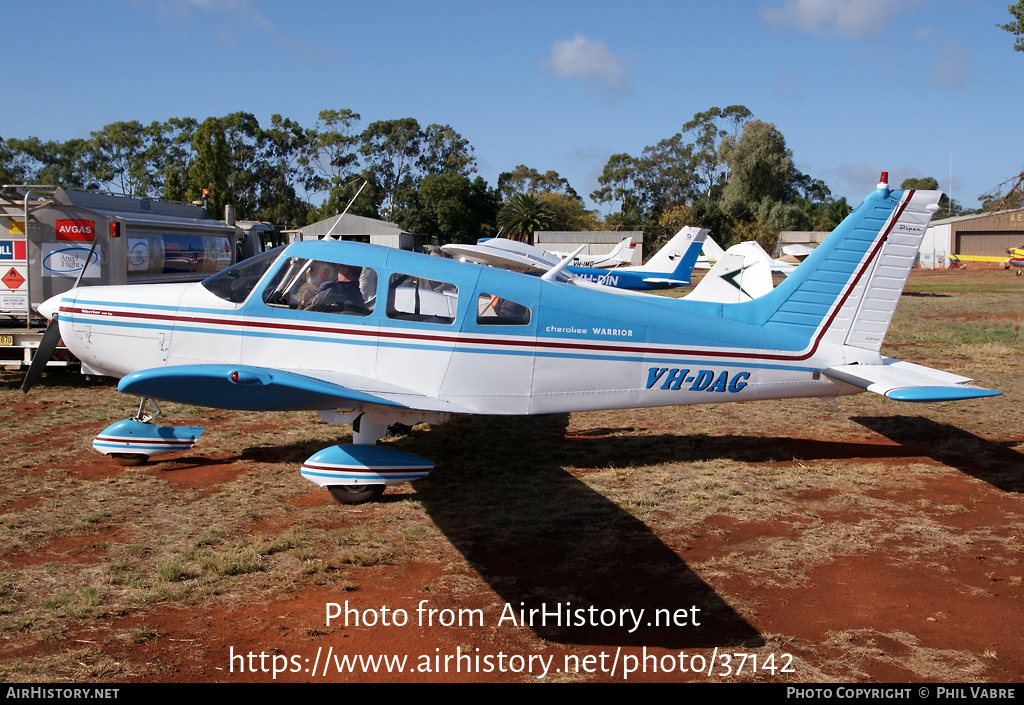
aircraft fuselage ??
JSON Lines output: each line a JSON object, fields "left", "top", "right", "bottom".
{"left": 52, "top": 238, "right": 861, "bottom": 417}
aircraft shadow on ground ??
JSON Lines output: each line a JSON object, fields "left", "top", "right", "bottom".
{"left": 853, "top": 415, "right": 1024, "bottom": 494}
{"left": 398, "top": 414, "right": 762, "bottom": 649}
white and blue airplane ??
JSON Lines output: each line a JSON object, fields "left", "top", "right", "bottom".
{"left": 24, "top": 175, "right": 1000, "bottom": 504}
{"left": 443, "top": 226, "right": 707, "bottom": 291}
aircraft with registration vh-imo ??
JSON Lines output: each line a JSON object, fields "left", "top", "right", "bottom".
{"left": 25, "top": 174, "right": 1000, "bottom": 504}
{"left": 547, "top": 235, "right": 635, "bottom": 268}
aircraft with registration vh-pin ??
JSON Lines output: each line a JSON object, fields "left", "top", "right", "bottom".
{"left": 24, "top": 174, "right": 1000, "bottom": 504}
{"left": 442, "top": 225, "right": 707, "bottom": 291}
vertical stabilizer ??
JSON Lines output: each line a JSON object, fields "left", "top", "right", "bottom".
{"left": 730, "top": 176, "right": 941, "bottom": 354}
{"left": 643, "top": 226, "right": 709, "bottom": 275}
{"left": 686, "top": 241, "right": 775, "bottom": 303}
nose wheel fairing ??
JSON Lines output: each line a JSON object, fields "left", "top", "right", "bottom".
{"left": 92, "top": 418, "right": 205, "bottom": 461}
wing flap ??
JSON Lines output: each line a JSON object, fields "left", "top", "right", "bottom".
{"left": 823, "top": 359, "right": 1001, "bottom": 402}
{"left": 118, "top": 364, "right": 470, "bottom": 413}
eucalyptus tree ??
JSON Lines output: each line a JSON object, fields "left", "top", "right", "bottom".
{"left": 497, "top": 165, "right": 579, "bottom": 202}
{"left": 261, "top": 114, "right": 315, "bottom": 227}
{"left": 3, "top": 136, "right": 95, "bottom": 189}
{"left": 682, "top": 105, "right": 751, "bottom": 200}
{"left": 306, "top": 109, "right": 362, "bottom": 195}
{"left": 154, "top": 117, "right": 198, "bottom": 202}
{"left": 719, "top": 119, "right": 795, "bottom": 219}
{"left": 1001, "top": 1, "right": 1024, "bottom": 52}
{"left": 359, "top": 117, "right": 423, "bottom": 220}
{"left": 419, "top": 123, "right": 476, "bottom": 177}
{"left": 187, "top": 117, "right": 232, "bottom": 214}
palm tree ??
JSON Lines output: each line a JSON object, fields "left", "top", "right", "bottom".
{"left": 497, "top": 192, "right": 553, "bottom": 244}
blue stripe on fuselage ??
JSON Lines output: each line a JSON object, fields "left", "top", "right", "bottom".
{"left": 66, "top": 188, "right": 903, "bottom": 376}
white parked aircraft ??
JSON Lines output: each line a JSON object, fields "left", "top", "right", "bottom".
{"left": 25, "top": 176, "right": 1000, "bottom": 504}
{"left": 548, "top": 236, "right": 635, "bottom": 268}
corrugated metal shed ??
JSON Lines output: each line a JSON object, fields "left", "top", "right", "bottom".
{"left": 923, "top": 208, "right": 1024, "bottom": 268}
{"left": 775, "top": 231, "right": 830, "bottom": 258}
{"left": 292, "top": 213, "right": 430, "bottom": 250}
{"left": 535, "top": 231, "right": 644, "bottom": 264}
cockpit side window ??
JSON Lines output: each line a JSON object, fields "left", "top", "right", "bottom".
{"left": 202, "top": 247, "right": 284, "bottom": 304}
{"left": 263, "top": 257, "right": 377, "bottom": 316}
{"left": 386, "top": 273, "right": 458, "bottom": 324}
{"left": 476, "top": 293, "right": 531, "bottom": 325}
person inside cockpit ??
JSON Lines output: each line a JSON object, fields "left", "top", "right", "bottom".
{"left": 303, "top": 262, "right": 370, "bottom": 314}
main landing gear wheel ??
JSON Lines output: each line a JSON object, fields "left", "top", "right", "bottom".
{"left": 328, "top": 484, "right": 386, "bottom": 505}
{"left": 110, "top": 453, "right": 149, "bottom": 467}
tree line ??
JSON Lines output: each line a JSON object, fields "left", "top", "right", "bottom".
{"left": 0, "top": 106, "right": 977, "bottom": 252}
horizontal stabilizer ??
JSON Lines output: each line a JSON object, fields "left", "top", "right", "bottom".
{"left": 642, "top": 277, "right": 691, "bottom": 287}
{"left": 823, "top": 359, "right": 1001, "bottom": 402}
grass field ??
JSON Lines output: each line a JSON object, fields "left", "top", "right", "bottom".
{"left": 0, "top": 269, "right": 1021, "bottom": 683}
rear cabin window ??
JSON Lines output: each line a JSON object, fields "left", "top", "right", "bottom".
{"left": 386, "top": 273, "right": 458, "bottom": 324}
{"left": 262, "top": 257, "right": 377, "bottom": 317}
{"left": 476, "top": 293, "right": 531, "bottom": 325}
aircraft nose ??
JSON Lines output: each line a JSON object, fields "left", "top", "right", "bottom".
{"left": 36, "top": 293, "right": 65, "bottom": 321}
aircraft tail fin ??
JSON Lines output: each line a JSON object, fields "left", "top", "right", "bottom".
{"left": 607, "top": 237, "right": 636, "bottom": 265}
{"left": 729, "top": 175, "right": 941, "bottom": 353}
{"left": 685, "top": 241, "right": 775, "bottom": 303}
{"left": 643, "top": 226, "right": 708, "bottom": 277}
{"left": 702, "top": 236, "right": 725, "bottom": 262}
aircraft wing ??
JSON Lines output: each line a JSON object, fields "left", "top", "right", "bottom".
{"left": 823, "top": 359, "right": 1001, "bottom": 402}
{"left": 118, "top": 364, "right": 472, "bottom": 413}
{"left": 948, "top": 254, "right": 1008, "bottom": 264}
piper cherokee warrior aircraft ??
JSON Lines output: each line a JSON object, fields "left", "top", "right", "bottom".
{"left": 24, "top": 174, "right": 1000, "bottom": 504}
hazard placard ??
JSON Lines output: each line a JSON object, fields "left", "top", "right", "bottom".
{"left": 2, "top": 268, "right": 25, "bottom": 290}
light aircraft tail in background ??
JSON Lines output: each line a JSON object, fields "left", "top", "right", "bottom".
{"left": 550, "top": 236, "right": 635, "bottom": 268}
{"left": 28, "top": 174, "right": 1000, "bottom": 503}
{"left": 694, "top": 236, "right": 725, "bottom": 269}
{"left": 685, "top": 241, "right": 776, "bottom": 303}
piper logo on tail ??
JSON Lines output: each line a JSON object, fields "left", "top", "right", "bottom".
{"left": 646, "top": 367, "right": 750, "bottom": 393}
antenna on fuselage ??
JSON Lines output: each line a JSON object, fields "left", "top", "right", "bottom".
{"left": 322, "top": 180, "right": 368, "bottom": 240}
{"left": 541, "top": 244, "right": 586, "bottom": 282}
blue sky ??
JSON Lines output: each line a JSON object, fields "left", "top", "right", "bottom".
{"left": 4, "top": 0, "right": 1021, "bottom": 212}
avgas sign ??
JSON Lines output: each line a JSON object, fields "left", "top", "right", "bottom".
{"left": 55, "top": 219, "right": 95, "bottom": 241}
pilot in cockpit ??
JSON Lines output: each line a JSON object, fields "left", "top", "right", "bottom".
{"left": 303, "top": 263, "right": 369, "bottom": 313}
{"left": 294, "top": 261, "right": 338, "bottom": 308}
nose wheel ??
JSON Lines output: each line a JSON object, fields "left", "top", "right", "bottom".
{"left": 327, "top": 484, "right": 386, "bottom": 504}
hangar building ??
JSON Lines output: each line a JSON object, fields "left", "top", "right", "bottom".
{"left": 919, "top": 209, "right": 1024, "bottom": 269}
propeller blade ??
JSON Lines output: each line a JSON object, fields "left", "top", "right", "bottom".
{"left": 21, "top": 314, "right": 61, "bottom": 393}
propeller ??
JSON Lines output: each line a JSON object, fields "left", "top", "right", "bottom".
{"left": 21, "top": 314, "right": 61, "bottom": 393}
{"left": 21, "top": 229, "right": 97, "bottom": 393}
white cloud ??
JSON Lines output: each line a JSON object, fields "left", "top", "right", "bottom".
{"left": 761, "top": 0, "right": 920, "bottom": 39}
{"left": 543, "top": 33, "right": 630, "bottom": 95}
{"left": 138, "top": 0, "right": 336, "bottom": 65}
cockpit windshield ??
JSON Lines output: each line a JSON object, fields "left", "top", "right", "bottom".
{"left": 201, "top": 246, "right": 285, "bottom": 303}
